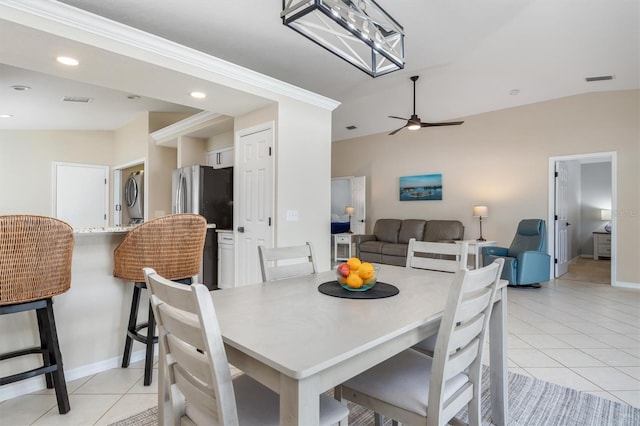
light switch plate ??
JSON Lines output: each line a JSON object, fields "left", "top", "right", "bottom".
{"left": 286, "top": 210, "right": 299, "bottom": 221}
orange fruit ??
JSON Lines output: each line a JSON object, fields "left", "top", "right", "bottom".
{"left": 347, "top": 257, "right": 362, "bottom": 271}
{"left": 358, "top": 262, "right": 375, "bottom": 280}
{"left": 345, "top": 273, "right": 364, "bottom": 289}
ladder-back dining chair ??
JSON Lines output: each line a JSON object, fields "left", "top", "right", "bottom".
{"left": 113, "top": 213, "right": 206, "bottom": 386}
{"left": 337, "top": 258, "right": 504, "bottom": 426}
{"left": 407, "top": 239, "right": 469, "bottom": 356}
{"left": 406, "top": 239, "right": 469, "bottom": 272}
{"left": 258, "top": 241, "right": 317, "bottom": 282}
{"left": 0, "top": 215, "right": 74, "bottom": 414}
{"left": 143, "top": 267, "right": 349, "bottom": 426}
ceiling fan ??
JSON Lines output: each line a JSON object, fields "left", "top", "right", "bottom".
{"left": 388, "top": 76, "right": 464, "bottom": 136}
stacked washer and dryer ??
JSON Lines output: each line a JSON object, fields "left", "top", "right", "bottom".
{"left": 124, "top": 170, "right": 144, "bottom": 225}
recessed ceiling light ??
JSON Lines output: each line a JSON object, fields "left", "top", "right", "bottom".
{"left": 190, "top": 91, "right": 206, "bottom": 99}
{"left": 0, "top": 114, "right": 13, "bottom": 118}
{"left": 11, "top": 85, "right": 31, "bottom": 91}
{"left": 56, "top": 56, "right": 79, "bottom": 66}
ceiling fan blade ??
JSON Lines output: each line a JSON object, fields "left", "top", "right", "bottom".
{"left": 388, "top": 125, "right": 407, "bottom": 135}
{"left": 388, "top": 115, "right": 409, "bottom": 121}
{"left": 420, "top": 121, "right": 464, "bottom": 127}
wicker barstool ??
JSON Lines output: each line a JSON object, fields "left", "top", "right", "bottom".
{"left": 113, "top": 214, "right": 206, "bottom": 386}
{"left": 0, "top": 215, "right": 74, "bottom": 414}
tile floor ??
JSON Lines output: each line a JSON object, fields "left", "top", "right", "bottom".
{"left": 1, "top": 259, "right": 639, "bottom": 425}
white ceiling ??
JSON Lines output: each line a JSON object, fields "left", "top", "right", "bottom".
{"left": 1, "top": 0, "right": 638, "bottom": 141}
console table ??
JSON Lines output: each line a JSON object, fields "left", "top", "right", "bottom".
{"left": 593, "top": 232, "right": 611, "bottom": 260}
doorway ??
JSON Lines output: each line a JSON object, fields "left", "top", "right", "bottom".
{"left": 548, "top": 152, "right": 616, "bottom": 285}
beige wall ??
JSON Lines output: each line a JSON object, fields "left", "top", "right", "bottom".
{"left": 277, "top": 100, "right": 333, "bottom": 269}
{"left": 332, "top": 90, "right": 640, "bottom": 285}
{"left": 113, "top": 112, "right": 148, "bottom": 166}
{"left": 0, "top": 130, "right": 114, "bottom": 216}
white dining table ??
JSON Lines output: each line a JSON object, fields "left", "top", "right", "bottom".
{"left": 207, "top": 264, "right": 508, "bottom": 426}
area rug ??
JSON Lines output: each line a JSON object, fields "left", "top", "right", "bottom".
{"left": 109, "top": 368, "right": 640, "bottom": 426}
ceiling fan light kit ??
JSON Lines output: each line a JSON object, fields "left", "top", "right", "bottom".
{"left": 388, "top": 76, "right": 464, "bottom": 135}
{"left": 281, "top": 0, "right": 405, "bottom": 77}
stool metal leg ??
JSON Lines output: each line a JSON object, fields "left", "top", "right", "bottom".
{"left": 36, "top": 307, "right": 54, "bottom": 389}
{"left": 122, "top": 284, "right": 142, "bottom": 368}
{"left": 40, "top": 299, "right": 70, "bottom": 414}
{"left": 143, "top": 301, "right": 155, "bottom": 386}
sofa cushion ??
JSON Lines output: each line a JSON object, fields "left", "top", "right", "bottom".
{"left": 423, "top": 220, "right": 464, "bottom": 242}
{"left": 360, "top": 240, "right": 385, "bottom": 254}
{"left": 398, "top": 219, "right": 427, "bottom": 244}
{"left": 373, "top": 219, "right": 402, "bottom": 243}
{"left": 381, "top": 243, "right": 408, "bottom": 258}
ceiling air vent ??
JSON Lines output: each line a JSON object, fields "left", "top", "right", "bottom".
{"left": 585, "top": 75, "right": 614, "bottom": 82}
{"left": 62, "top": 96, "right": 94, "bottom": 103}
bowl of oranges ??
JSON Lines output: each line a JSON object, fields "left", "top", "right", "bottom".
{"left": 336, "top": 257, "right": 379, "bottom": 291}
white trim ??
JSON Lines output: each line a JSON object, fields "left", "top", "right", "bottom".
{"left": 613, "top": 281, "right": 640, "bottom": 290}
{"left": 150, "top": 111, "right": 222, "bottom": 143}
{"left": 112, "top": 157, "right": 146, "bottom": 171}
{"left": 548, "top": 151, "right": 617, "bottom": 286}
{"left": 0, "top": 1, "right": 340, "bottom": 112}
{"left": 0, "top": 349, "right": 148, "bottom": 402}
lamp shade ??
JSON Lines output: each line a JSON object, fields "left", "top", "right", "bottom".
{"left": 345, "top": 206, "right": 355, "bottom": 215}
{"left": 473, "top": 205, "right": 488, "bottom": 218}
{"left": 600, "top": 209, "right": 612, "bottom": 221}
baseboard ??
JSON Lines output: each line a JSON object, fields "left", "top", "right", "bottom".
{"left": 0, "top": 349, "right": 149, "bottom": 402}
{"left": 613, "top": 281, "right": 640, "bottom": 290}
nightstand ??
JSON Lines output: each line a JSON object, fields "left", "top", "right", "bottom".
{"left": 334, "top": 233, "right": 353, "bottom": 262}
{"left": 455, "top": 239, "right": 497, "bottom": 269}
{"left": 593, "top": 232, "right": 611, "bottom": 260}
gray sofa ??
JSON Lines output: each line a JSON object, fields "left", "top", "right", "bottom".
{"left": 354, "top": 219, "right": 465, "bottom": 266}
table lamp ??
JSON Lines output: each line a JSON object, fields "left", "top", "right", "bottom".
{"left": 600, "top": 209, "right": 612, "bottom": 233}
{"left": 345, "top": 206, "right": 355, "bottom": 233}
{"left": 473, "top": 205, "right": 488, "bottom": 241}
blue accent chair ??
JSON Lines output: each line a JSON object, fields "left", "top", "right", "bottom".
{"left": 482, "top": 219, "right": 551, "bottom": 286}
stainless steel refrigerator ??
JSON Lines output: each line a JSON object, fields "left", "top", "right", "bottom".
{"left": 172, "top": 165, "right": 233, "bottom": 289}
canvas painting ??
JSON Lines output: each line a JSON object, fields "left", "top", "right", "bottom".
{"left": 399, "top": 173, "right": 443, "bottom": 201}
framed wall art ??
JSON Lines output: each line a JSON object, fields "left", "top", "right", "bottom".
{"left": 399, "top": 173, "right": 443, "bottom": 201}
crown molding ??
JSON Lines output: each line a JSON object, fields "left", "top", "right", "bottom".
{"left": 150, "top": 111, "right": 224, "bottom": 145}
{"left": 0, "top": 0, "right": 341, "bottom": 111}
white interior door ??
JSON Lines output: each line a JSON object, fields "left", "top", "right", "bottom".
{"left": 54, "top": 162, "right": 108, "bottom": 228}
{"left": 236, "top": 126, "right": 274, "bottom": 286}
{"left": 351, "top": 176, "right": 366, "bottom": 234}
{"left": 555, "top": 161, "right": 570, "bottom": 276}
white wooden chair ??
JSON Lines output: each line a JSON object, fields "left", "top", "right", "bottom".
{"left": 337, "top": 259, "right": 504, "bottom": 426}
{"left": 407, "top": 239, "right": 469, "bottom": 356}
{"left": 258, "top": 241, "right": 318, "bottom": 282}
{"left": 406, "top": 239, "right": 469, "bottom": 272}
{"left": 144, "top": 267, "right": 349, "bottom": 426}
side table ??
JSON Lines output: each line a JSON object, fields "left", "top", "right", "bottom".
{"left": 334, "top": 233, "right": 353, "bottom": 262}
{"left": 455, "top": 239, "right": 497, "bottom": 269}
{"left": 593, "top": 232, "right": 611, "bottom": 260}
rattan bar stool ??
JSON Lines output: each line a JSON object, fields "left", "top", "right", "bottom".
{"left": 0, "top": 215, "right": 74, "bottom": 414}
{"left": 113, "top": 214, "right": 206, "bottom": 386}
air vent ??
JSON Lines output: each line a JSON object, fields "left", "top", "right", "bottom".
{"left": 62, "top": 96, "right": 94, "bottom": 103}
{"left": 346, "top": 125, "right": 357, "bottom": 130}
{"left": 585, "top": 75, "right": 614, "bottom": 82}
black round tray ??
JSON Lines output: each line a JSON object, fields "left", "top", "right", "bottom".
{"left": 317, "top": 281, "right": 399, "bottom": 299}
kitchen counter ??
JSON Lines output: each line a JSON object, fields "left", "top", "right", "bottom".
{"left": 0, "top": 230, "right": 139, "bottom": 402}
{"left": 74, "top": 226, "right": 136, "bottom": 234}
